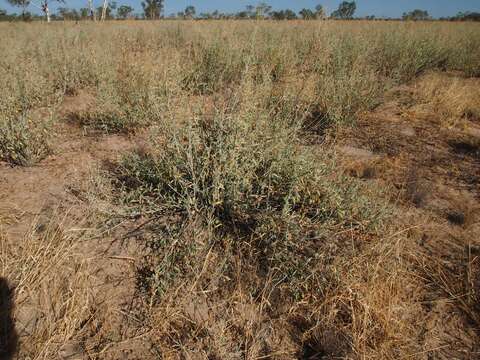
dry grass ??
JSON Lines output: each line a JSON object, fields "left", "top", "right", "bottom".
{"left": 414, "top": 72, "right": 480, "bottom": 127}
{"left": 0, "top": 214, "right": 95, "bottom": 359}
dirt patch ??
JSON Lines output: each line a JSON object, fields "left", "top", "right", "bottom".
{"left": 57, "top": 89, "right": 97, "bottom": 120}
{"left": 0, "top": 128, "right": 132, "bottom": 240}
{"left": 0, "top": 89, "right": 139, "bottom": 235}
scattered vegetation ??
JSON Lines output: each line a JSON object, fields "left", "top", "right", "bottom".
{"left": 1, "top": 19, "right": 479, "bottom": 359}
{"left": 1, "top": 1, "right": 480, "bottom": 21}
{"left": 415, "top": 72, "right": 480, "bottom": 126}
{"left": 0, "top": 113, "right": 52, "bottom": 166}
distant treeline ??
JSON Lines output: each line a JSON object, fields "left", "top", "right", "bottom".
{"left": 440, "top": 12, "right": 480, "bottom": 22}
{"left": 1, "top": 1, "right": 479, "bottom": 22}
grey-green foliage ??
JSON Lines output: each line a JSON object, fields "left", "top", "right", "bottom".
{"left": 183, "top": 41, "right": 245, "bottom": 94}
{"left": 113, "top": 102, "right": 389, "bottom": 296}
{"left": 141, "top": 0, "right": 163, "bottom": 19}
{"left": 0, "top": 114, "right": 51, "bottom": 166}
{"left": 117, "top": 111, "right": 304, "bottom": 227}
{"left": 331, "top": 1, "right": 356, "bottom": 19}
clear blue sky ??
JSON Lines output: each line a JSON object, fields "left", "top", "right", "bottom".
{"left": 1, "top": 0, "right": 480, "bottom": 18}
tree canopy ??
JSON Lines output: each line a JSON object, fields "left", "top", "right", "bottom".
{"left": 299, "top": 8, "right": 315, "bottom": 20}
{"left": 331, "top": 1, "right": 356, "bottom": 19}
{"left": 141, "top": 0, "right": 163, "bottom": 19}
{"left": 402, "top": 9, "right": 430, "bottom": 21}
{"left": 184, "top": 5, "right": 195, "bottom": 18}
{"left": 6, "top": 0, "right": 30, "bottom": 19}
{"left": 117, "top": 4, "right": 133, "bottom": 19}
{"left": 270, "top": 9, "right": 297, "bottom": 20}
{"left": 2, "top": 0, "right": 480, "bottom": 22}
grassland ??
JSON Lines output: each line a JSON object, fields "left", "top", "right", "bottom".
{"left": 1, "top": 20, "right": 480, "bottom": 359}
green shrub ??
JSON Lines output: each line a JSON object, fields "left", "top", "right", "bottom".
{"left": 314, "top": 68, "right": 385, "bottom": 124}
{"left": 0, "top": 113, "right": 51, "bottom": 166}
{"left": 75, "top": 60, "right": 165, "bottom": 133}
{"left": 112, "top": 105, "right": 389, "bottom": 297}
{"left": 183, "top": 42, "right": 245, "bottom": 94}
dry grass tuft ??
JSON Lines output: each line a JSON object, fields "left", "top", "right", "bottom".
{"left": 0, "top": 214, "right": 96, "bottom": 359}
{"left": 414, "top": 72, "right": 480, "bottom": 127}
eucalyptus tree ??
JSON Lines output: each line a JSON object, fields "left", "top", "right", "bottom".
{"left": 402, "top": 9, "right": 430, "bottom": 21}
{"left": 184, "top": 5, "right": 195, "bottom": 19}
{"left": 7, "top": 0, "right": 30, "bottom": 20}
{"left": 299, "top": 8, "right": 315, "bottom": 19}
{"left": 315, "top": 4, "right": 326, "bottom": 19}
{"left": 26, "top": 0, "right": 65, "bottom": 22}
{"left": 141, "top": 0, "right": 163, "bottom": 19}
{"left": 331, "top": 1, "right": 356, "bottom": 19}
{"left": 117, "top": 4, "right": 133, "bottom": 19}
{"left": 255, "top": 2, "right": 271, "bottom": 19}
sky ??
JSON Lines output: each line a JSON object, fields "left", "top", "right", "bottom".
{"left": 1, "top": 0, "right": 480, "bottom": 18}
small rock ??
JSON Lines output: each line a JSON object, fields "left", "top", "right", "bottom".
{"left": 58, "top": 341, "right": 86, "bottom": 360}
{"left": 337, "top": 145, "right": 378, "bottom": 159}
{"left": 400, "top": 125, "right": 416, "bottom": 137}
{"left": 15, "top": 306, "right": 42, "bottom": 336}
{"left": 464, "top": 127, "right": 480, "bottom": 139}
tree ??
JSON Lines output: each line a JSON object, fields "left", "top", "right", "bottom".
{"left": 271, "top": 9, "right": 297, "bottom": 20}
{"left": 117, "top": 4, "right": 133, "bottom": 19}
{"left": 79, "top": 7, "right": 87, "bottom": 18}
{"left": 402, "top": 9, "right": 430, "bottom": 21}
{"left": 87, "top": 0, "right": 96, "bottom": 20}
{"left": 284, "top": 9, "right": 297, "bottom": 19}
{"left": 101, "top": 0, "right": 107, "bottom": 20}
{"left": 255, "top": 2, "right": 271, "bottom": 19}
{"left": 459, "top": 12, "right": 480, "bottom": 21}
{"left": 198, "top": 12, "right": 210, "bottom": 19}
{"left": 40, "top": 0, "right": 65, "bottom": 22}
{"left": 331, "top": 1, "right": 356, "bottom": 19}
{"left": 236, "top": 10, "right": 248, "bottom": 19}
{"left": 0, "top": 8, "right": 9, "bottom": 20}
{"left": 6, "top": 0, "right": 30, "bottom": 20}
{"left": 299, "top": 8, "right": 315, "bottom": 20}
{"left": 315, "top": 4, "right": 326, "bottom": 19}
{"left": 58, "top": 7, "right": 80, "bottom": 20}
{"left": 269, "top": 10, "right": 281, "bottom": 20}
{"left": 184, "top": 5, "right": 195, "bottom": 19}
{"left": 100, "top": 0, "right": 115, "bottom": 20}
{"left": 141, "top": 0, "right": 163, "bottom": 19}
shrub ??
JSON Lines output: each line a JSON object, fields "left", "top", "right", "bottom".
{"left": 75, "top": 59, "right": 165, "bottom": 133}
{"left": 112, "top": 103, "right": 389, "bottom": 298}
{"left": 0, "top": 113, "right": 51, "bottom": 166}
{"left": 183, "top": 42, "right": 245, "bottom": 94}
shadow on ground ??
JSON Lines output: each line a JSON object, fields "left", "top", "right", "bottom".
{"left": 0, "top": 278, "right": 17, "bottom": 360}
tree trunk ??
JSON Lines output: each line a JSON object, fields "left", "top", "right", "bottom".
{"left": 88, "top": 0, "right": 96, "bottom": 21}
{"left": 45, "top": 5, "right": 50, "bottom": 22}
{"left": 101, "top": 0, "right": 108, "bottom": 21}
{"left": 41, "top": 1, "right": 51, "bottom": 22}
